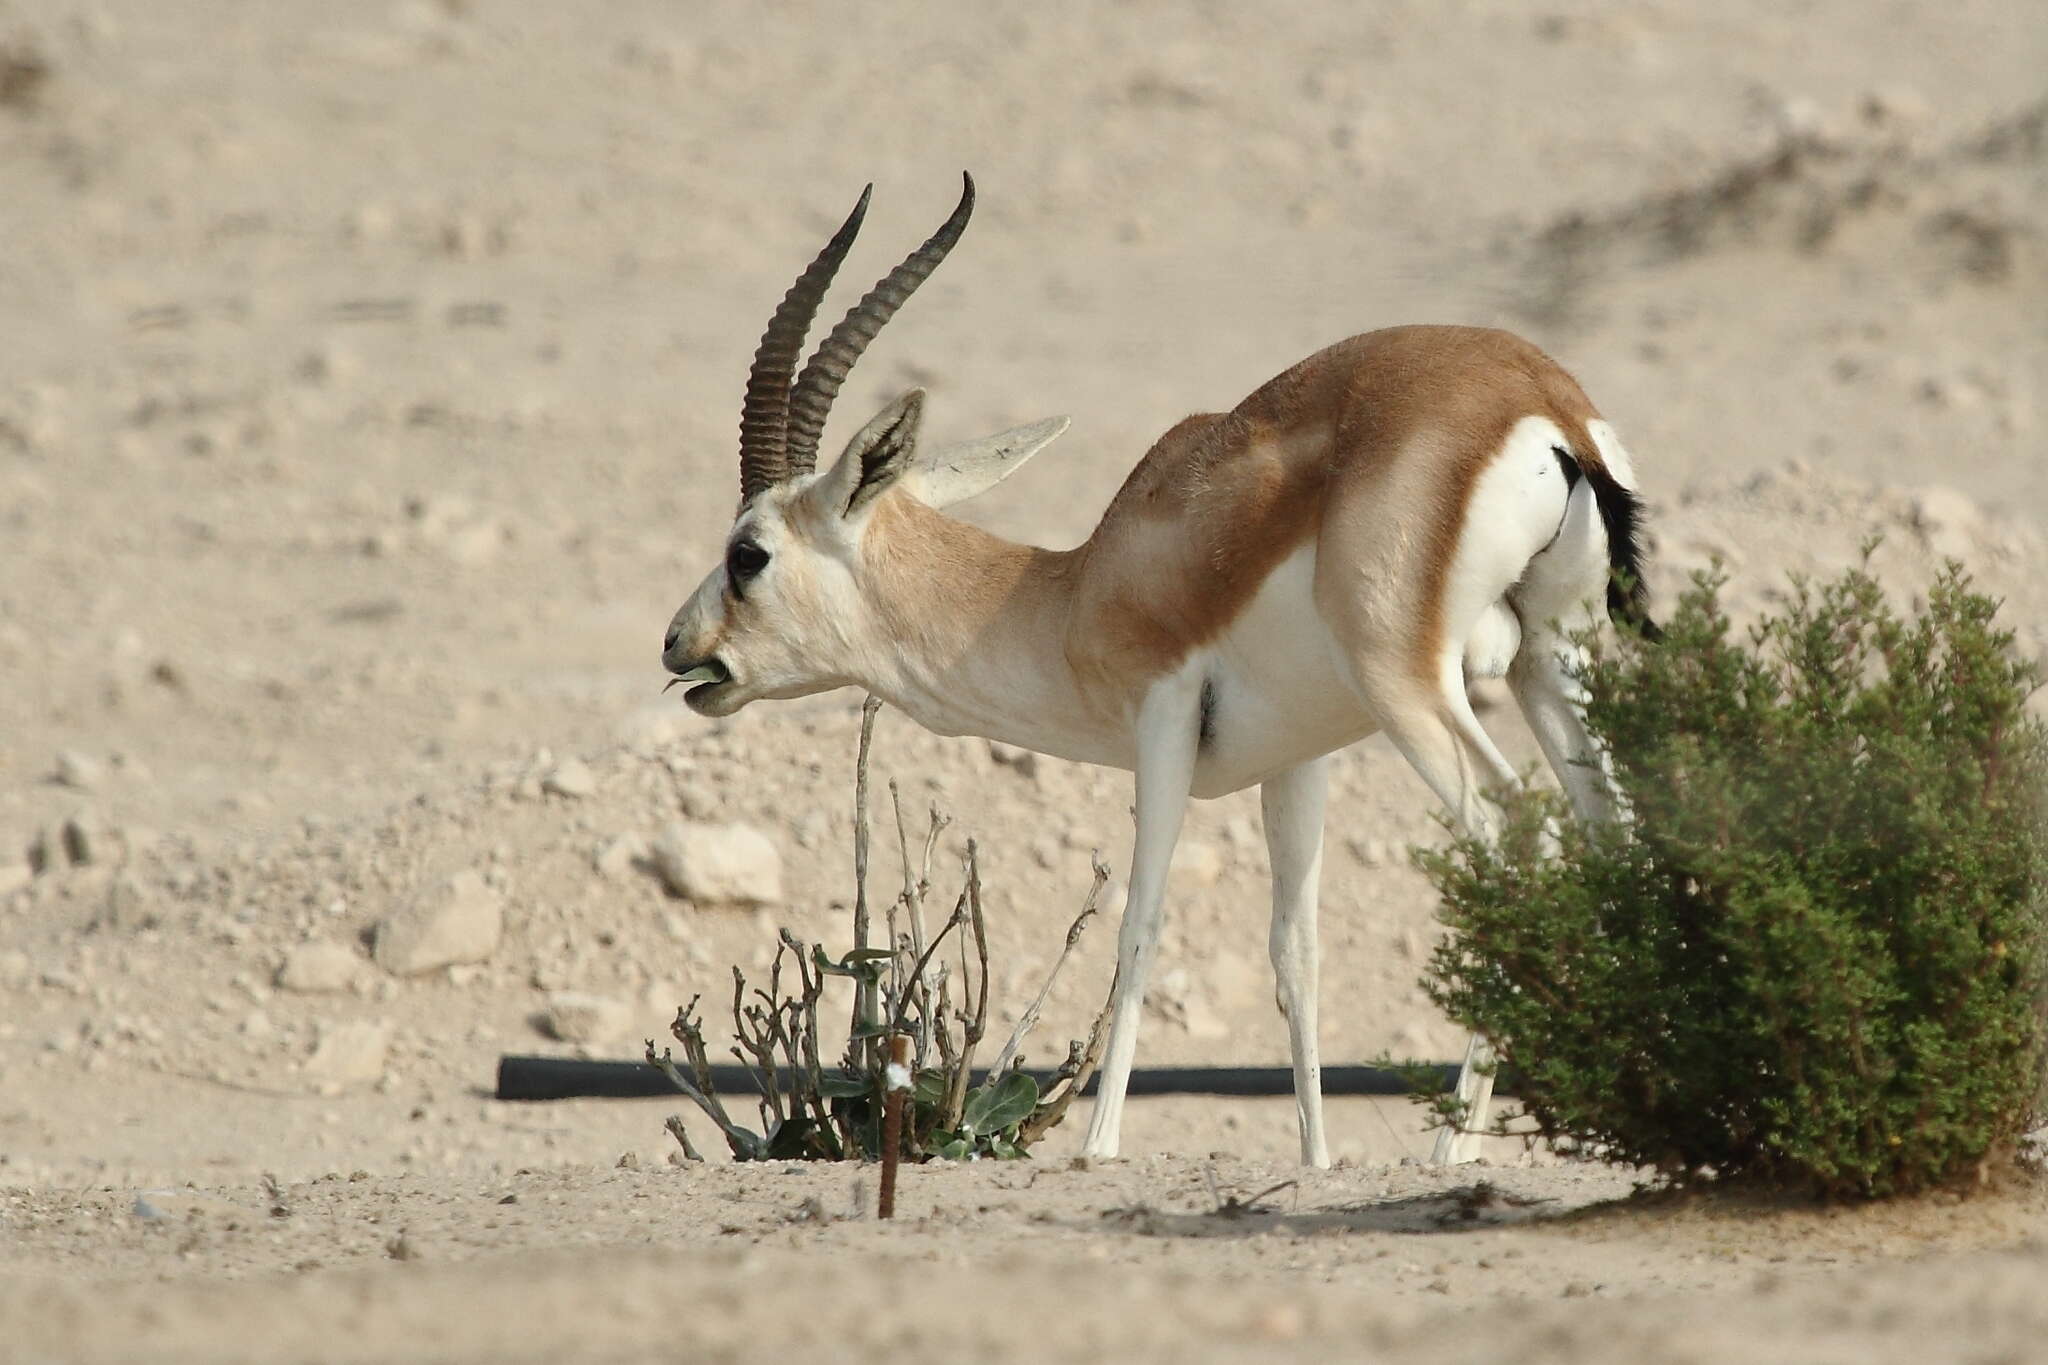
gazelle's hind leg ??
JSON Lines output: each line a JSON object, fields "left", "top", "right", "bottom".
{"left": 1513, "top": 459, "right": 1626, "bottom": 824}
{"left": 1319, "top": 416, "right": 1584, "bottom": 1164}
{"left": 1365, "top": 677, "right": 1516, "bottom": 1166}
{"left": 1510, "top": 621, "right": 1617, "bottom": 824}
{"left": 1262, "top": 757, "right": 1332, "bottom": 1168}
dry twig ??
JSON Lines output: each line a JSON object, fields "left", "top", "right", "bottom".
{"left": 991, "top": 852, "right": 1111, "bottom": 1076}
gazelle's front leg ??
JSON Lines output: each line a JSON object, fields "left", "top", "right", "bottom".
{"left": 1261, "top": 757, "right": 1332, "bottom": 1167}
{"left": 1080, "top": 672, "right": 1202, "bottom": 1159}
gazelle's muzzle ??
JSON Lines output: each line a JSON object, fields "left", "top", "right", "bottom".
{"left": 663, "top": 654, "right": 733, "bottom": 712}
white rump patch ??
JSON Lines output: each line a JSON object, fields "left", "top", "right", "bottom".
{"left": 1586, "top": 419, "right": 1638, "bottom": 490}
{"left": 1437, "top": 416, "right": 1575, "bottom": 684}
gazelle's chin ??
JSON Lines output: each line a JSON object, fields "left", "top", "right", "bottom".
{"left": 683, "top": 681, "right": 749, "bottom": 717}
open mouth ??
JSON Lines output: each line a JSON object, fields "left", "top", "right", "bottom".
{"left": 664, "top": 658, "right": 732, "bottom": 705}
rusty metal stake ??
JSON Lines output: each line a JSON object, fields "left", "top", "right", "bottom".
{"left": 878, "top": 1033, "right": 911, "bottom": 1220}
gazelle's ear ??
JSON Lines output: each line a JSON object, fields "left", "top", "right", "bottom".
{"left": 817, "top": 389, "right": 925, "bottom": 517}
{"left": 905, "top": 416, "right": 1070, "bottom": 509}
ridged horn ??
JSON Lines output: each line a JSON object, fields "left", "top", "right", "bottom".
{"left": 737, "top": 185, "right": 872, "bottom": 506}
{"left": 783, "top": 172, "right": 975, "bottom": 476}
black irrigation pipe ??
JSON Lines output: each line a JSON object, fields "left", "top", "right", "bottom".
{"left": 495, "top": 1055, "right": 1521, "bottom": 1103}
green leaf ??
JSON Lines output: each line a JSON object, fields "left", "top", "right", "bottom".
{"left": 811, "top": 945, "right": 858, "bottom": 978}
{"left": 962, "top": 1071, "right": 1038, "bottom": 1134}
{"left": 816, "top": 1073, "right": 871, "bottom": 1099}
{"left": 763, "top": 1116, "right": 819, "bottom": 1161}
{"left": 912, "top": 1069, "right": 948, "bottom": 1107}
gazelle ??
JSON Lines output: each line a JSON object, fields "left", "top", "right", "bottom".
{"left": 661, "top": 175, "right": 1655, "bottom": 1166}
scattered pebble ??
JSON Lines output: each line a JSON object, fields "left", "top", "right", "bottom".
{"left": 593, "top": 832, "right": 648, "bottom": 880}
{"left": 373, "top": 869, "right": 505, "bottom": 976}
{"left": 1910, "top": 484, "right": 1984, "bottom": 561}
{"left": 303, "top": 1018, "right": 393, "bottom": 1088}
{"left": 539, "top": 990, "right": 630, "bottom": 1044}
{"left": 649, "top": 820, "right": 783, "bottom": 906}
{"left": 53, "top": 750, "right": 104, "bottom": 790}
{"left": 542, "top": 757, "right": 597, "bottom": 799}
{"left": 276, "top": 940, "right": 365, "bottom": 994}
{"left": 988, "top": 741, "right": 1040, "bottom": 780}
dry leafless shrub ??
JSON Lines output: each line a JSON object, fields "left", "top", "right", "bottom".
{"left": 648, "top": 696, "right": 1115, "bottom": 1161}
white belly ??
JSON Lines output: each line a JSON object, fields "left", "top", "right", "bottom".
{"left": 1187, "top": 545, "right": 1375, "bottom": 797}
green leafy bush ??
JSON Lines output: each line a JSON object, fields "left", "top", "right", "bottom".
{"left": 1420, "top": 561, "right": 2048, "bottom": 1197}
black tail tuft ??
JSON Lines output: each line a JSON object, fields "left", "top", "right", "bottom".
{"left": 1573, "top": 452, "right": 1662, "bottom": 642}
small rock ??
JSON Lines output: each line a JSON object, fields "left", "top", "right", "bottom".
{"left": 93, "top": 872, "right": 156, "bottom": 932}
{"left": 792, "top": 809, "right": 829, "bottom": 851}
{"left": 373, "top": 869, "right": 504, "bottom": 976}
{"left": 649, "top": 821, "right": 782, "bottom": 906}
{"left": 987, "top": 741, "right": 1040, "bottom": 780}
{"left": 1911, "top": 485, "right": 1983, "bottom": 561}
{"left": 441, "top": 519, "right": 505, "bottom": 566}
{"left": 62, "top": 814, "right": 107, "bottom": 867}
{"left": 1860, "top": 85, "right": 1930, "bottom": 132}
{"left": 277, "top": 940, "right": 365, "bottom": 994}
{"left": 53, "top": 750, "right": 104, "bottom": 791}
{"left": 542, "top": 758, "right": 596, "bottom": 799}
{"left": 303, "top": 1019, "right": 393, "bottom": 1087}
{"left": 0, "top": 949, "right": 31, "bottom": 990}
{"left": 539, "top": 990, "right": 630, "bottom": 1044}
{"left": 614, "top": 703, "right": 684, "bottom": 756}
{"left": 25, "top": 827, "right": 57, "bottom": 875}
{"left": 1347, "top": 836, "right": 1391, "bottom": 868}
{"left": 594, "top": 833, "right": 648, "bottom": 881}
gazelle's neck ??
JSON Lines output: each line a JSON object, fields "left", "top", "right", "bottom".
{"left": 856, "top": 494, "right": 1131, "bottom": 767}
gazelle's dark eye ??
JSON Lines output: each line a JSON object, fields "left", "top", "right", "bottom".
{"left": 726, "top": 537, "right": 770, "bottom": 585}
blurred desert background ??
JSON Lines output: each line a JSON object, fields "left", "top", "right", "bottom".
{"left": 1, "top": 2, "right": 2045, "bottom": 1361}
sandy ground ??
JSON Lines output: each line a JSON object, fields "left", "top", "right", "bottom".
{"left": 2, "top": 2, "right": 2046, "bottom": 1361}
